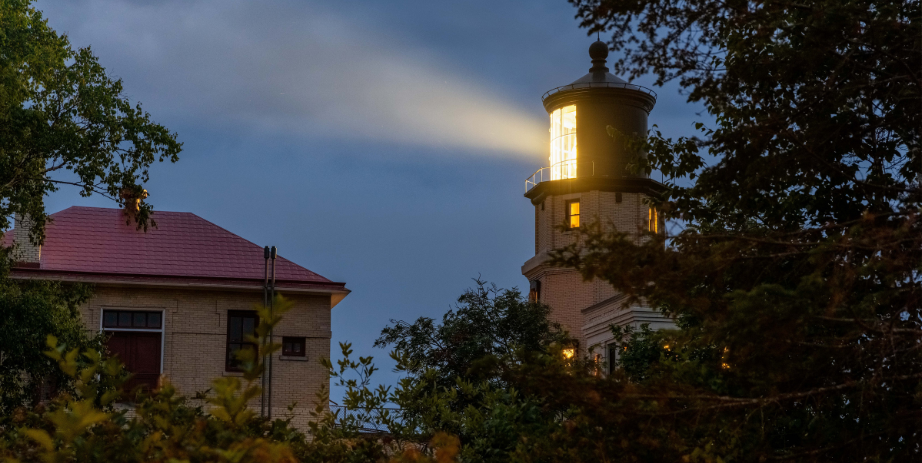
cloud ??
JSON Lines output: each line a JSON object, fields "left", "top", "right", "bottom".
{"left": 38, "top": 0, "right": 547, "bottom": 158}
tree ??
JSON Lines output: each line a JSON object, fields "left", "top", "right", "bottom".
{"left": 535, "top": 0, "right": 921, "bottom": 460}
{"left": 0, "top": 251, "right": 103, "bottom": 415}
{"left": 0, "top": 0, "right": 181, "bottom": 412}
{"left": 374, "top": 280, "right": 575, "bottom": 462}
{"left": 0, "top": 0, "right": 181, "bottom": 239}
{"left": 376, "top": 279, "right": 569, "bottom": 390}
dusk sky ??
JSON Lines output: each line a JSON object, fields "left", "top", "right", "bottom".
{"left": 35, "top": 0, "right": 706, "bottom": 394}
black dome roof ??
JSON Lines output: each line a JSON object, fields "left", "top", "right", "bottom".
{"left": 570, "top": 71, "right": 628, "bottom": 86}
{"left": 571, "top": 40, "right": 627, "bottom": 85}
{"left": 541, "top": 41, "right": 657, "bottom": 104}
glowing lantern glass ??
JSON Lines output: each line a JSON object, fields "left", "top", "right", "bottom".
{"left": 549, "top": 105, "right": 577, "bottom": 180}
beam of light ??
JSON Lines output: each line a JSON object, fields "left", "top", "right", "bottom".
{"left": 38, "top": 0, "right": 547, "bottom": 158}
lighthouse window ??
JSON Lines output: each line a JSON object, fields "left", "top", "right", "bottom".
{"left": 567, "top": 200, "right": 580, "bottom": 229}
{"left": 648, "top": 207, "right": 658, "bottom": 233}
{"left": 549, "top": 105, "right": 577, "bottom": 180}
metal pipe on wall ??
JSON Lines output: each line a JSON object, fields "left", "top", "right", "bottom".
{"left": 260, "top": 246, "right": 269, "bottom": 418}
{"left": 268, "top": 246, "right": 277, "bottom": 420}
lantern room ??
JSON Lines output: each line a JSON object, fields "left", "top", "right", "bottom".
{"left": 527, "top": 41, "right": 658, "bottom": 191}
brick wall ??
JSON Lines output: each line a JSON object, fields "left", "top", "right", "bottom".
{"left": 13, "top": 214, "right": 41, "bottom": 263}
{"left": 527, "top": 190, "right": 654, "bottom": 351}
{"left": 81, "top": 286, "right": 331, "bottom": 431}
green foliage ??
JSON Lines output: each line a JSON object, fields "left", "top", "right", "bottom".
{"left": 608, "top": 323, "right": 662, "bottom": 382}
{"left": 0, "top": 294, "right": 465, "bottom": 463}
{"left": 0, "top": 0, "right": 181, "bottom": 433}
{"left": 0, "top": 0, "right": 181, "bottom": 237}
{"left": 372, "top": 281, "right": 584, "bottom": 463}
{"left": 0, "top": 251, "right": 105, "bottom": 416}
{"left": 375, "top": 279, "right": 570, "bottom": 390}
{"left": 0, "top": 296, "right": 302, "bottom": 463}
{"left": 301, "top": 342, "right": 397, "bottom": 463}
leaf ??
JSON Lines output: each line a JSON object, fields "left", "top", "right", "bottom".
{"left": 22, "top": 429, "right": 54, "bottom": 451}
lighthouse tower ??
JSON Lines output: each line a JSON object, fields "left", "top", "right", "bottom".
{"left": 522, "top": 42, "right": 674, "bottom": 361}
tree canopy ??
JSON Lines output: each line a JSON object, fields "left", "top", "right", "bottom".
{"left": 540, "top": 0, "right": 921, "bottom": 460}
{"left": 376, "top": 280, "right": 569, "bottom": 390}
{"left": 0, "top": 0, "right": 181, "bottom": 415}
{"left": 0, "top": 0, "right": 181, "bottom": 240}
{"left": 0, "top": 252, "right": 103, "bottom": 416}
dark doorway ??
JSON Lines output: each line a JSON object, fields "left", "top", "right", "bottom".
{"left": 106, "top": 331, "right": 162, "bottom": 392}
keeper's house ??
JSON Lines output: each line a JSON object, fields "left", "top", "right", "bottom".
{"left": 5, "top": 206, "right": 348, "bottom": 430}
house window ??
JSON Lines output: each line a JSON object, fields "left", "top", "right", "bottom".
{"left": 103, "top": 310, "right": 161, "bottom": 329}
{"left": 648, "top": 207, "right": 658, "bottom": 233}
{"left": 226, "top": 311, "right": 259, "bottom": 371}
{"left": 566, "top": 200, "right": 580, "bottom": 229}
{"left": 282, "top": 337, "right": 306, "bottom": 357}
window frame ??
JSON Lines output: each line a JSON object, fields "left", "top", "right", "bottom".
{"left": 102, "top": 309, "right": 163, "bottom": 330}
{"left": 608, "top": 343, "right": 619, "bottom": 375}
{"left": 99, "top": 308, "right": 166, "bottom": 392}
{"left": 282, "top": 337, "right": 307, "bottom": 357}
{"left": 226, "top": 310, "right": 260, "bottom": 372}
{"left": 549, "top": 104, "right": 578, "bottom": 180}
{"left": 566, "top": 199, "right": 580, "bottom": 229}
{"left": 528, "top": 280, "right": 541, "bottom": 303}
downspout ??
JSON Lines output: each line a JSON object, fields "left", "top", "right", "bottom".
{"left": 261, "top": 246, "right": 269, "bottom": 418}
{"left": 268, "top": 246, "right": 277, "bottom": 420}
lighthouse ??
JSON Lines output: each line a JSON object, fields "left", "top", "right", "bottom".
{"left": 522, "top": 41, "right": 675, "bottom": 364}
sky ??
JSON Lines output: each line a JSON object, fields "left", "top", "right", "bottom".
{"left": 34, "top": 0, "right": 706, "bottom": 397}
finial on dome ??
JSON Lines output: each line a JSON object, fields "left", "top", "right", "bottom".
{"left": 588, "top": 40, "right": 609, "bottom": 73}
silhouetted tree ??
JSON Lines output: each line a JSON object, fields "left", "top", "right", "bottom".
{"left": 531, "top": 0, "right": 921, "bottom": 460}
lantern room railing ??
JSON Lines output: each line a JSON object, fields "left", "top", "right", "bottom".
{"left": 541, "top": 82, "right": 657, "bottom": 102}
{"left": 525, "top": 161, "right": 595, "bottom": 193}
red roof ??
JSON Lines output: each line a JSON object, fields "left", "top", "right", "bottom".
{"left": 4, "top": 207, "right": 346, "bottom": 294}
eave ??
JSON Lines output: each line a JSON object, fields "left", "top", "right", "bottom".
{"left": 8, "top": 268, "right": 351, "bottom": 308}
{"left": 524, "top": 177, "right": 668, "bottom": 205}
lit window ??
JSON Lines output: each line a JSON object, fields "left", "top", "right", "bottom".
{"left": 567, "top": 200, "right": 580, "bottom": 228}
{"left": 528, "top": 280, "right": 541, "bottom": 302}
{"left": 562, "top": 348, "right": 575, "bottom": 359}
{"left": 648, "top": 207, "right": 658, "bottom": 233}
{"left": 549, "top": 105, "right": 577, "bottom": 180}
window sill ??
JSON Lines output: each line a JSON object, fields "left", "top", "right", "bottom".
{"left": 280, "top": 355, "right": 308, "bottom": 362}
{"left": 222, "top": 371, "right": 245, "bottom": 377}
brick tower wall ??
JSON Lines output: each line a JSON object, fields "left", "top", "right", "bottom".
{"left": 525, "top": 190, "right": 653, "bottom": 350}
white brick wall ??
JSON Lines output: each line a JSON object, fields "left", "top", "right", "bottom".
{"left": 82, "top": 286, "right": 331, "bottom": 431}
{"left": 13, "top": 214, "right": 41, "bottom": 263}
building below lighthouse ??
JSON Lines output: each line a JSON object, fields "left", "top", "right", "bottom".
{"left": 522, "top": 41, "right": 675, "bottom": 367}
